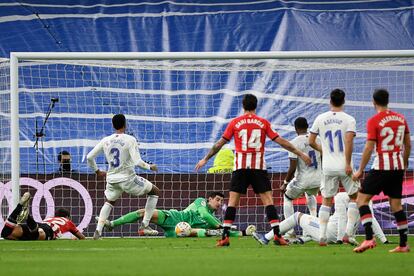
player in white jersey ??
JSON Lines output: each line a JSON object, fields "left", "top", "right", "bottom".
{"left": 253, "top": 192, "right": 388, "bottom": 245}
{"left": 309, "top": 89, "right": 360, "bottom": 246}
{"left": 280, "top": 117, "right": 321, "bottom": 238}
{"left": 87, "top": 114, "right": 160, "bottom": 239}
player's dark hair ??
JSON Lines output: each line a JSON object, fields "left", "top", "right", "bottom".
{"left": 208, "top": 191, "right": 225, "bottom": 199}
{"left": 242, "top": 94, "right": 257, "bottom": 111}
{"left": 55, "top": 208, "right": 71, "bottom": 218}
{"left": 373, "top": 88, "right": 389, "bottom": 106}
{"left": 57, "top": 150, "right": 70, "bottom": 162}
{"left": 294, "top": 117, "right": 308, "bottom": 130}
{"left": 330, "top": 89, "right": 345, "bottom": 107}
{"left": 112, "top": 114, "right": 126, "bottom": 130}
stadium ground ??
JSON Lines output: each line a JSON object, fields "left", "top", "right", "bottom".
{"left": 1, "top": 236, "right": 412, "bottom": 275}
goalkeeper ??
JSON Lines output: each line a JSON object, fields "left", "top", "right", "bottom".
{"left": 103, "top": 191, "right": 255, "bottom": 237}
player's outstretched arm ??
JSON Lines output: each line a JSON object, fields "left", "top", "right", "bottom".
{"left": 274, "top": 136, "right": 311, "bottom": 166}
{"left": 195, "top": 138, "right": 227, "bottom": 171}
{"left": 352, "top": 140, "right": 375, "bottom": 181}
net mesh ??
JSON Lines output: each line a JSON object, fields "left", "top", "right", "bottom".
{"left": 1, "top": 56, "right": 414, "bottom": 237}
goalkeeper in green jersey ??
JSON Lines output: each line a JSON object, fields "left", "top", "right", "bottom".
{"left": 102, "top": 192, "right": 256, "bottom": 237}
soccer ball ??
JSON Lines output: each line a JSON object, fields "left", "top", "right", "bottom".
{"left": 175, "top": 222, "right": 191, "bottom": 237}
{"left": 245, "top": 224, "right": 257, "bottom": 236}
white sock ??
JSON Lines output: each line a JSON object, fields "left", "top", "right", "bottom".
{"left": 264, "top": 229, "right": 274, "bottom": 241}
{"left": 370, "top": 203, "right": 387, "bottom": 243}
{"left": 142, "top": 195, "right": 159, "bottom": 227}
{"left": 346, "top": 202, "right": 359, "bottom": 237}
{"left": 97, "top": 202, "right": 113, "bottom": 234}
{"left": 279, "top": 213, "right": 299, "bottom": 235}
{"left": 265, "top": 213, "right": 299, "bottom": 241}
{"left": 305, "top": 194, "right": 317, "bottom": 217}
{"left": 318, "top": 205, "right": 331, "bottom": 241}
{"left": 372, "top": 217, "right": 387, "bottom": 243}
{"left": 283, "top": 195, "right": 295, "bottom": 236}
{"left": 283, "top": 195, "right": 294, "bottom": 219}
{"left": 336, "top": 205, "right": 347, "bottom": 241}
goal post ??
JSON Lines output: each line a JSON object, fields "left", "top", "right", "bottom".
{"left": 4, "top": 50, "right": 414, "bottom": 237}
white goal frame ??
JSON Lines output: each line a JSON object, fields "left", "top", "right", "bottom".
{"left": 9, "top": 50, "right": 414, "bottom": 208}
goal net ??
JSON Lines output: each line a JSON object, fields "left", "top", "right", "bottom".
{"left": 1, "top": 52, "right": 414, "bottom": 237}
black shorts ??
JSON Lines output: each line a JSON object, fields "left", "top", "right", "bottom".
{"left": 230, "top": 169, "right": 272, "bottom": 194}
{"left": 19, "top": 223, "right": 54, "bottom": 240}
{"left": 38, "top": 223, "right": 55, "bottom": 240}
{"left": 360, "top": 170, "right": 404, "bottom": 199}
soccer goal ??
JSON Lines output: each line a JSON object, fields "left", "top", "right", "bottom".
{"left": 1, "top": 51, "right": 414, "bottom": 237}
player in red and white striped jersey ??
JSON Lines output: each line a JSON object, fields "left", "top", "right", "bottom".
{"left": 43, "top": 212, "right": 83, "bottom": 239}
{"left": 195, "top": 94, "right": 311, "bottom": 247}
{"left": 353, "top": 89, "right": 411, "bottom": 253}
{"left": 1, "top": 192, "right": 85, "bottom": 241}
{"left": 367, "top": 109, "right": 409, "bottom": 171}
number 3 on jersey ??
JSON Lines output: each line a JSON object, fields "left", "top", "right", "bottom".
{"left": 239, "top": 129, "right": 262, "bottom": 151}
{"left": 110, "top": 148, "right": 120, "bottom": 168}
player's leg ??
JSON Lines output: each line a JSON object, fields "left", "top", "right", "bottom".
{"left": 354, "top": 170, "right": 383, "bottom": 253}
{"left": 389, "top": 197, "right": 408, "bottom": 252}
{"left": 253, "top": 212, "right": 299, "bottom": 245}
{"left": 341, "top": 175, "right": 360, "bottom": 241}
{"left": 140, "top": 179, "right": 160, "bottom": 228}
{"left": 354, "top": 192, "right": 376, "bottom": 253}
{"left": 218, "top": 191, "right": 240, "bottom": 246}
{"left": 333, "top": 196, "right": 347, "bottom": 242}
{"left": 258, "top": 191, "right": 288, "bottom": 246}
{"left": 125, "top": 176, "right": 159, "bottom": 234}
{"left": 319, "top": 175, "right": 337, "bottom": 246}
{"left": 95, "top": 183, "right": 120, "bottom": 239}
{"left": 386, "top": 170, "right": 409, "bottom": 253}
{"left": 252, "top": 170, "right": 287, "bottom": 246}
{"left": 298, "top": 213, "right": 320, "bottom": 242}
{"left": 110, "top": 209, "right": 146, "bottom": 229}
{"left": 370, "top": 202, "right": 388, "bottom": 243}
{"left": 283, "top": 179, "right": 303, "bottom": 238}
{"left": 217, "top": 170, "right": 246, "bottom": 246}
{"left": 304, "top": 189, "right": 318, "bottom": 217}
{"left": 1, "top": 192, "right": 31, "bottom": 239}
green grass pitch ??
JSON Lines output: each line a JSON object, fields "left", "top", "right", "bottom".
{"left": 1, "top": 236, "right": 412, "bottom": 275}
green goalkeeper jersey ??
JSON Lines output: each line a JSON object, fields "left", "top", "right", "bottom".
{"left": 183, "top": 198, "right": 222, "bottom": 229}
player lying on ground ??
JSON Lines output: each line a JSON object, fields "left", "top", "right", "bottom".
{"left": 252, "top": 192, "right": 387, "bottom": 245}
{"left": 1, "top": 192, "right": 85, "bottom": 240}
{"left": 102, "top": 192, "right": 255, "bottom": 237}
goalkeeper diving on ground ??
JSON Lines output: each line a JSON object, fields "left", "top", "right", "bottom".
{"left": 100, "top": 191, "right": 256, "bottom": 237}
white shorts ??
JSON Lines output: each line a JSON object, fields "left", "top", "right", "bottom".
{"left": 299, "top": 214, "right": 337, "bottom": 243}
{"left": 285, "top": 179, "right": 320, "bottom": 200}
{"left": 320, "top": 174, "right": 359, "bottom": 198}
{"left": 105, "top": 175, "right": 153, "bottom": 202}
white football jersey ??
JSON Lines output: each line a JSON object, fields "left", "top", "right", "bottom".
{"left": 87, "top": 133, "right": 150, "bottom": 184}
{"left": 310, "top": 111, "right": 356, "bottom": 176}
{"left": 288, "top": 133, "right": 321, "bottom": 187}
